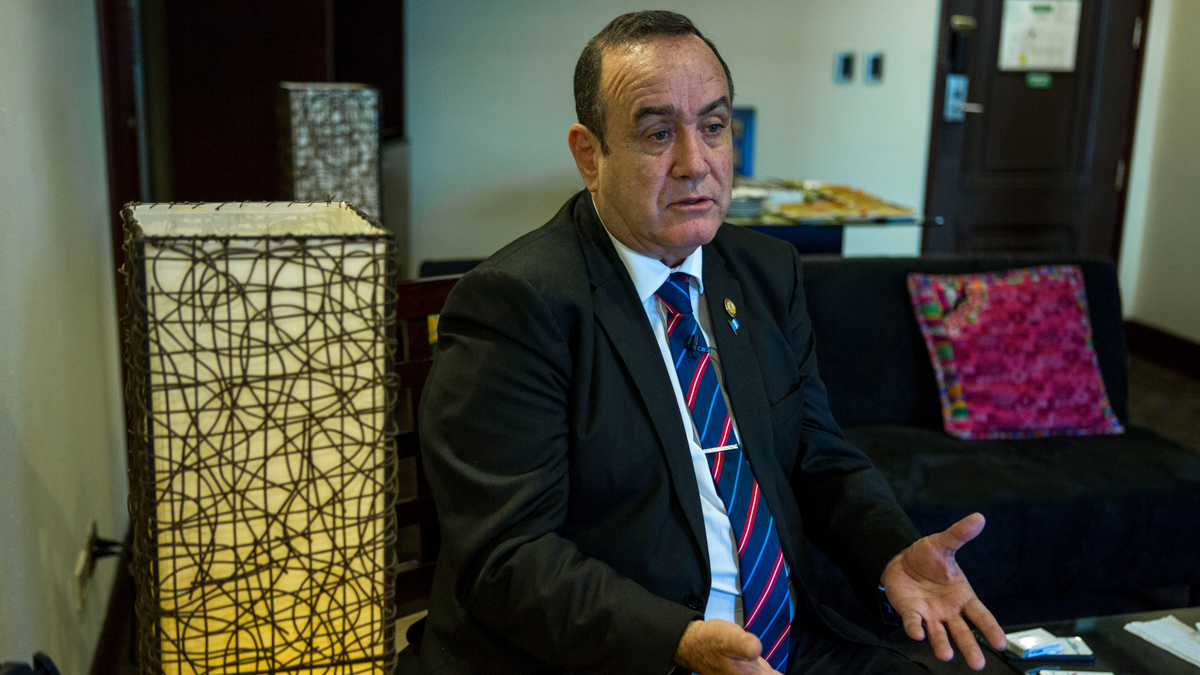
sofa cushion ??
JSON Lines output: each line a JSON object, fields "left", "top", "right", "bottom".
{"left": 801, "top": 256, "right": 1129, "bottom": 429}
{"left": 906, "top": 265, "right": 1123, "bottom": 439}
{"left": 845, "top": 425, "right": 1200, "bottom": 599}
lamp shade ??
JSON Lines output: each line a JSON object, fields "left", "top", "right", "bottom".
{"left": 280, "top": 83, "right": 381, "bottom": 220}
{"left": 121, "top": 202, "right": 396, "bottom": 675}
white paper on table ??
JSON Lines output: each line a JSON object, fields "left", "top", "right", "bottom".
{"left": 1123, "top": 614, "right": 1200, "bottom": 667}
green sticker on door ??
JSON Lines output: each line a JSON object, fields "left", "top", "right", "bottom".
{"left": 1026, "top": 72, "right": 1053, "bottom": 88}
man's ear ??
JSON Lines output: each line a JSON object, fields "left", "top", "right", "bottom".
{"left": 568, "top": 123, "right": 601, "bottom": 193}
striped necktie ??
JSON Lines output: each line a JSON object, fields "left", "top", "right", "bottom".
{"left": 654, "top": 272, "right": 792, "bottom": 671}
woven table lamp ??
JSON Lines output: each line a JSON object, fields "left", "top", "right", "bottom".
{"left": 280, "top": 83, "right": 381, "bottom": 219}
{"left": 121, "top": 202, "right": 397, "bottom": 675}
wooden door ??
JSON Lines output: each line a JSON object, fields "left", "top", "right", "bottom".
{"left": 923, "top": 0, "right": 1149, "bottom": 258}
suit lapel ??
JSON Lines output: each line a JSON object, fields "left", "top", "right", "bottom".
{"left": 703, "top": 244, "right": 817, "bottom": 606}
{"left": 574, "top": 196, "right": 711, "bottom": 572}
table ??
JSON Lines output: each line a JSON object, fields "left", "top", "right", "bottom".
{"left": 728, "top": 180, "right": 919, "bottom": 254}
{"left": 739, "top": 215, "right": 920, "bottom": 255}
{"left": 888, "top": 607, "right": 1200, "bottom": 674}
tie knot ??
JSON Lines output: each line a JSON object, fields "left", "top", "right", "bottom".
{"left": 655, "top": 272, "right": 693, "bottom": 316}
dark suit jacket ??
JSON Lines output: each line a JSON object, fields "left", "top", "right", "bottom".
{"left": 418, "top": 191, "right": 920, "bottom": 674}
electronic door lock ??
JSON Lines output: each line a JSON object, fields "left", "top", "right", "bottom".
{"left": 943, "top": 74, "right": 984, "bottom": 122}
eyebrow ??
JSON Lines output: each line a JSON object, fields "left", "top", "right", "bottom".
{"left": 633, "top": 96, "right": 731, "bottom": 125}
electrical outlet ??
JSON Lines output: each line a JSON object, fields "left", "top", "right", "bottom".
{"left": 73, "top": 520, "right": 98, "bottom": 611}
{"left": 834, "top": 51, "right": 855, "bottom": 84}
{"left": 864, "top": 52, "right": 884, "bottom": 84}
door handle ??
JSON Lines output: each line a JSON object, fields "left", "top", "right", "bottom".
{"left": 943, "top": 74, "right": 984, "bottom": 121}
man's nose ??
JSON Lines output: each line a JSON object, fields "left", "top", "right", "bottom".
{"left": 670, "top": 129, "right": 710, "bottom": 181}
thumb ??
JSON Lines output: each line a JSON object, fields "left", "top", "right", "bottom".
{"left": 721, "top": 626, "right": 763, "bottom": 661}
{"left": 932, "top": 512, "right": 985, "bottom": 552}
{"left": 693, "top": 619, "right": 763, "bottom": 661}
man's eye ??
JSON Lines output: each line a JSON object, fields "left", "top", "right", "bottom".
{"left": 706, "top": 123, "right": 725, "bottom": 134}
{"left": 649, "top": 130, "right": 669, "bottom": 141}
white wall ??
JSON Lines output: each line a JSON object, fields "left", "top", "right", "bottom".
{"left": 1123, "top": 0, "right": 1200, "bottom": 343}
{"left": 1118, "top": 0, "right": 1172, "bottom": 315}
{"left": 405, "top": 0, "right": 940, "bottom": 273}
{"left": 381, "top": 139, "right": 412, "bottom": 278}
{"left": 0, "top": 1, "right": 128, "bottom": 672}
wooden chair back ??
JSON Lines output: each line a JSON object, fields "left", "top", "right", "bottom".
{"left": 394, "top": 274, "right": 460, "bottom": 608}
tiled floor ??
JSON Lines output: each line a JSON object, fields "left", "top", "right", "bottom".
{"left": 1127, "top": 354, "right": 1200, "bottom": 452}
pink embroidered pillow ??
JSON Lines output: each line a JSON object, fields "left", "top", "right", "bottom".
{"left": 907, "top": 266, "right": 1124, "bottom": 440}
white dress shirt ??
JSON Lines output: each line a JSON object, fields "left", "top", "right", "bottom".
{"left": 600, "top": 226, "right": 745, "bottom": 624}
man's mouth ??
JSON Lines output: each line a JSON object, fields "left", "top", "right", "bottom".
{"left": 672, "top": 197, "right": 711, "bottom": 206}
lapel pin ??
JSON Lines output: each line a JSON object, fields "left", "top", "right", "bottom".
{"left": 729, "top": 318, "right": 740, "bottom": 334}
{"left": 724, "top": 298, "right": 737, "bottom": 318}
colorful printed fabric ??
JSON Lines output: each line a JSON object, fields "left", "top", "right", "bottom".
{"left": 907, "top": 266, "right": 1124, "bottom": 440}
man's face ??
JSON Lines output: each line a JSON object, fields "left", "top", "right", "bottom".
{"left": 588, "top": 35, "right": 733, "bottom": 267}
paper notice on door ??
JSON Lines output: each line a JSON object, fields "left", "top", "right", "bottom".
{"left": 998, "top": 0, "right": 1082, "bottom": 72}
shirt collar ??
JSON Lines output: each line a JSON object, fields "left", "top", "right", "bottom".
{"left": 593, "top": 197, "right": 705, "bottom": 304}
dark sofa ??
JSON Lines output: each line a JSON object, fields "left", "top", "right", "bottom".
{"left": 800, "top": 255, "right": 1200, "bottom": 621}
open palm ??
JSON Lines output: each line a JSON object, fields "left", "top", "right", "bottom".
{"left": 880, "top": 513, "right": 1007, "bottom": 670}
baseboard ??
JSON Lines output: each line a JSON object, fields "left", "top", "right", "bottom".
{"left": 1125, "top": 320, "right": 1200, "bottom": 380}
{"left": 88, "top": 527, "right": 135, "bottom": 675}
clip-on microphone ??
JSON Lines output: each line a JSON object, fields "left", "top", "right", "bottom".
{"left": 685, "top": 334, "right": 711, "bottom": 359}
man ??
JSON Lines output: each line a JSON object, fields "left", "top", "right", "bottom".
{"left": 418, "top": 11, "right": 1006, "bottom": 674}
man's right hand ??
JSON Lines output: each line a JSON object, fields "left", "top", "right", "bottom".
{"left": 674, "top": 620, "right": 783, "bottom": 675}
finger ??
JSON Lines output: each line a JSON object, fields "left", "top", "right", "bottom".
{"left": 964, "top": 597, "right": 1006, "bottom": 650}
{"left": 926, "top": 619, "right": 954, "bottom": 662}
{"left": 901, "top": 609, "right": 926, "bottom": 642}
{"left": 721, "top": 659, "right": 761, "bottom": 675}
{"left": 934, "top": 512, "right": 986, "bottom": 552}
{"left": 677, "top": 619, "right": 765, "bottom": 674}
{"left": 947, "top": 616, "right": 986, "bottom": 670}
{"left": 713, "top": 621, "right": 762, "bottom": 661}
{"left": 753, "top": 656, "right": 783, "bottom": 675}
{"left": 724, "top": 655, "right": 772, "bottom": 675}
{"left": 727, "top": 658, "right": 767, "bottom": 675}
{"left": 959, "top": 640, "right": 987, "bottom": 672}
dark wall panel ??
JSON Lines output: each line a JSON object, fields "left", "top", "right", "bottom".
{"left": 164, "top": 0, "right": 333, "bottom": 202}
{"left": 334, "top": 0, "right": 404, "bottom": 139}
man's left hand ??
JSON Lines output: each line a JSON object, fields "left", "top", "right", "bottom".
{"left": 880, "top": 512, "right": 1006, "bottom": 671}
